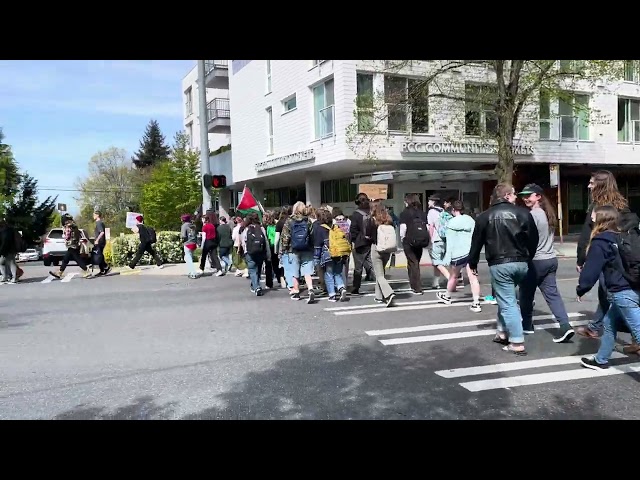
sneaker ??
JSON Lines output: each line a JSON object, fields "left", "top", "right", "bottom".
{"left": 412, "top": 290, "right": 423, "bottom": 295}
{"left": 328, "top": 295, "right": 338, "bottom": 302}
{"left": 553, "top": 324, "right": 575, "bottom": 343}
{"left": 215, "top": 270, "right": 225, "bottom": 277}
{"left": 385, "top": 293, "right": 396, "bottom": 308}
{"left": 470, "top": 302, "right": 482, "bottom": 313}
{"left": 101, "top": 266, "right": 112, "bottom": 276}
{"left": 7, "top": 279, "right": 17, "bottom": 284}
{"left": 580, "top": 356, "right": 609, "bottom": 371}
{"left": 374, "top": 298, "right": 384, "bottom": 304}
{"left": 523, "top": 327, "right": 535, "bottom": 335}
{"left": 156, "top": 264, "right": 164, "bottom": 269}
{"left": 290, "top": 292, "right": 301, "bottom": 301}
{"left": 484, "top": 295, "right": 497, "bottom": 305}
{"left": 339, "top": 287, "right": 348, "bottom": 302}
{"left": 256, "top": 288, "right": 264, "bottom": 296}
{"left": 49, "top": 270, "right": 64, "bottom": 279}
{"left": 235, "top": 270, "right": 243, "bottom": 277}
{"left": 307, "top": 290, "right": 315, "bottom": 304}
{"left": 436, "top": 291, "right": 452, "bottom": 305}
{"left": 83, "top": 270, "right": 93, "bottom": 279}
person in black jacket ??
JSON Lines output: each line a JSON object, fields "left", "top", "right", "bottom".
{"left": 129, "top": 215, "right": 163, "bottom": 270}
{"left": 468, "top": 183, "right": 538, "bottom": 355}
{"left": 0, "top": 219, "right": 19, "bottom": 284}
{"left": 349, "top": 193, "right": 375, "bottom": 294}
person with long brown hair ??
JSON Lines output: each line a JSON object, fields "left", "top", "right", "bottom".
{"left": 517, "top": 184, "right": 574, "bottom": 343}
{"left": 577, "top": 206, "right": 640, "bottom": 369}
{"left": 367, "top": 203, "right": 397, "bottom": 307}
{"left": 575, "top": 170, "right": 640, "bottom": 352}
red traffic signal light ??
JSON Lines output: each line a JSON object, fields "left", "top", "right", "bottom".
{"left": 212, "top": 175, "right": 227, "bottom": 188}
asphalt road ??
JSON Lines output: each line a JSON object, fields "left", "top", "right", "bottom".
{"left": 1, "top": 259, "right": 638, "bottom": 420}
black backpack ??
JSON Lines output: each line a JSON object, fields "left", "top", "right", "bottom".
{"left": 147, "top": 226, "right": 157, "bottom": 244}
{"left": 246, "top": 225, "right": 266, "bottom": 256}
{"left": 616, "top": 226, "right": 640, "bottom": 289}
{"left": 406, "top": 213, "right": 430, "bottom": 248}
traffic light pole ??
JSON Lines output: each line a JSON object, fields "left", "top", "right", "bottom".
{"left": 197, "top": 60, "right": 212, "bottom": 216}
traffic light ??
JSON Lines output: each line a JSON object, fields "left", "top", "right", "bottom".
{"left": 212, "top": 175, "right": 227, "bottom": 188}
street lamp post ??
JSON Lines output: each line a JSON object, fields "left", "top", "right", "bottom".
{"left": 197, "top": 60, "right": 212, "bottom": 216}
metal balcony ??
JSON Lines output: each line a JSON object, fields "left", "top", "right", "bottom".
{"left": 207, "top": 98, "right": 231, "bottom": 133}
{"left": 204, "top": 60, "right": 229, "bottom": 89}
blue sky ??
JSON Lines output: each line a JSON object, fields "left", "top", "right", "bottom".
{"left": 0, "top": 60, "right": 196, "bottom": 213}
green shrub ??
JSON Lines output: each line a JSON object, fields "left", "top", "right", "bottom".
{"left": 104, "top": 240, "right": 113, "bottom": 265}
{"left": 110, "top": 231, "right": 197, "bottom": 267}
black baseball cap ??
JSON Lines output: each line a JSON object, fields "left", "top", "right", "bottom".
{"left": 518, "top": 183, "right": 544, "bottom": 196}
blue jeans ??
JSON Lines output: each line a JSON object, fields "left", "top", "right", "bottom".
{"left": 324, "top": 258, "right": 346, "bottom": 296}
{"left": 245, "top": 253, "right": 265, "bottom": 291}
{"left": 595, "top": 289, "right": 640, "bottom": 364}
{"left": 519, "top": 258, "right": 570, "bottom": 330}
{"left": 490, "top": 262, "right": 528, "bottom": 344}
{"left": 219, "top": 247, "right": 232, "bottom": 272}
{"left": 588, "top": 274, "right": 610, "bottom": 333}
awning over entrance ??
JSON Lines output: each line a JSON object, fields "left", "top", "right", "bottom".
{"left": 350, "top": 169, "right": 497, "bottom": 184}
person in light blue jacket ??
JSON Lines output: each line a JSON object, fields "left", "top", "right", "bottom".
{"left": 436, "top": 200, "right": 482, "bottom": 313}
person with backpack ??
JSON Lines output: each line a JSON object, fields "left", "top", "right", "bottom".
{"left": 517, "top": 184, "right": 574, "bottom": 343}
{"left": 332, "top": 206, "right": 351, "bottom": 283}
{"left": 232, "top": 216, "right": 248, "bottom": 278}
{"left": 179, "top": 214, "right": 199, "bottom": 279}
{"left": 241, "top": 212, "right": 271, "bottom": 296}
{"left": 367, "top": 203, "right": 397, "bottom": 307}
{"left": 49, "top": 214, "right": 93, "bottom": 280}
{"left": 279, "top": 201, "right": 316, "bottom": 302}
{"left": 575, "top": 170, "right": 639, "bottom": 355}
{"left": 399, "top": 193, "right": 430, "bottom": 295}
{"left": 349, "top": 193, "right": 375, "bottom": 295}
{"left": 578, "top": 205, "right": 640, "bottom": 370}
{"left": 427, "top": 194, "right": 450, "bottom": 289}
{"left": 216, "top": 216, "right": 234, "bottom": 274}
{"left": 263, "top": 210, "right": 282, "bottom": 289}
{"left": 199, "top": 214, "right": 224, "bottom": 276}
{"left": 313, "top": 208, "right": 349, "bottom": 302}
{"left": 129, "top": 215, "right": 163, "bottom": 270}
{"left": 274, "top": 206, "right": 291, "bottom": 288}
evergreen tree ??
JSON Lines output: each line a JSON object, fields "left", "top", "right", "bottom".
{"left": 5, "top": 174, "right": 57, "bottom": 246}
{"left": 132, "top": 119, "right": 171, "bottom": 169}
{"left": 0, "top": 127, "right": 20, "bottom": 217}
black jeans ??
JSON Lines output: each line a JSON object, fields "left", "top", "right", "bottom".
{"left": 200, "top": 240, "right": 222, "bottom": 271}
{"left": 61, "top": 247, "right": 88, "bottom": 272}
{"left": 265, "top": 245, "right": 283, "bottom": 288}
{"left": 352, "top": 245, "right": 374, "bottom": 292}
{"left": 93, "top": 243, "right": 108, "bottom": 271}
{"left": 403, "top": 243, "right": 423, "bottom": 293}
{"left": 130, "top": 241, "right": 163, "bottom": 268}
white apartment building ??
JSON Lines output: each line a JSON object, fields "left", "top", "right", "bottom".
{"left": 182, "top": 61, "right": 231, "bottom": 154}
{"left": 224, "top": 60, "right": 640, "bottom": 233}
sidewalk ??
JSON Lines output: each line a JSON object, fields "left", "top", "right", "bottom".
{"left": 119, "top": 241, "right": 578, "bottom": 276}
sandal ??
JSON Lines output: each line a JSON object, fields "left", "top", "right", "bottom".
{"left": 502, "top": 344, "right": 527, "bottom": 356}
{"left": 492, "top": 335, "right": 509, "bottom": 346}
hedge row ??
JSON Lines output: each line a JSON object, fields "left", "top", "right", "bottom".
{"left": 108, "top": 231, "right": 202, "bottom": 267}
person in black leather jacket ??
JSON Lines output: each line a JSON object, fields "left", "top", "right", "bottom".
{"left": 468, "top": 183, "right": 538, "bottom": 355}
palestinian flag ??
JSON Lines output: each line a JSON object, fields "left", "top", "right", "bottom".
{"left": 236, "top": 185, "right": 263, "bottom": 219}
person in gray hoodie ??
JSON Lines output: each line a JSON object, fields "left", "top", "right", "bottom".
{"left": 180, "top": 214, "right": 199, "bottom": 279}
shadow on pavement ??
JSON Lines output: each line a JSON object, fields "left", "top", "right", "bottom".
{"left": 52, "top": 341, "right": 616, "bottom": 420}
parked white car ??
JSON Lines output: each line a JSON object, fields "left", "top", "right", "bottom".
{"left": 18, "top": 249, "right": 39, "bottom": 262}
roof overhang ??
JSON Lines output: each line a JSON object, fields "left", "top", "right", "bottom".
{"left": 350, "top": 169, "right": 497, "bottom": 184}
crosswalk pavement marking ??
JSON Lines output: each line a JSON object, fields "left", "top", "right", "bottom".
{"left": 60, "top": 272, "right": 78, "bottom": 283}
{"left": 40, "top": 276, "right": 55, "bottom": 284}
{"left": 435, "top": 352, "right": 626, "bottom": 379}
{"left": 459, "top": 361, "right": 640, "bottom": 392}
{"left": 366, "top": 313, "right": 585, "bottom": 337}
{"left": 325, "top": 299, "right": 442, "bottom": 312}
{"left": 333, "top": 300, "right": 489, "bottom": 316}
{"left": 379, "top": 319, "right": 590, "bottom": 346}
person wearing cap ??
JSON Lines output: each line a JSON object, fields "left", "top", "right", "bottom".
{"left": 517, "top": 184, "right": 574, "bottom": 343}
{"left": 129, "top": 215, "right": 163, "bottom": 270}
{"left": 468, "top": 183, "right": 538, "bottom": 355}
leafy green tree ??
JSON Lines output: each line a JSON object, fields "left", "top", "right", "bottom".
{"left": 139, "top": 132, "right": 201, "bottom": 230}
{"left": 0, "top": 128, "right": 20, "bottom": 217}
{"left": 346, "top": 60, "right": 623, "bottom": 183}
{"left": 5, "top": 174, "right": 56, "bottom": 245}
{"left": 132, "top": 119, "right": 171, "bottom": 169}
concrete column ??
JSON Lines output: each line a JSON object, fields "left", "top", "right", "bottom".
{"left": 197, "top": 60, "right": 212, "bottom": 215}
{"left": 218, "top": 189, "right": 231, "bottom": 220}
{"left": 305, "top": 174, "right": 321, "bottom": 206}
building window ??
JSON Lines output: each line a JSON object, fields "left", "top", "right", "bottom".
{"left": 321, "top": 178, "right": 358, "bottom": 204}
{"left": 465, "top": 84, "right": 498, "bottom": 136}
{"left": 539, "top": 90, "right": 551, "bottom": 140}
{"left": 265, "top": 185, "right": 306, "bottom": 207}
{"left": 185, "top": 88, "right": 192, "bottom": 117}
{"left": 383, "top": 75, "right": 429, "bottom": 133}
{"left": 283, "top": 94, "right": 297, "bottom": 113}
{"left": 559, "top": 60, "right": 585, "bottom": 74}
{"left": 624, "top": 61, "right": 640, "bottom": 83}
{"left": 559, "top": 93, "right": 589, "bottom": 141}
{"left": 312, "top": 60, "right": 327, "bottom": 67}
{"left": 266, "top": 60, "right": 272, "bottom": 94}
{"left": 186, "top": 122, "right": 193, "bottom": 148}
{"left": 618, "top": 97, "right": 640, "bottom": 143}
{"left": 313, "top": 78, "right": 335, "bottom": 139}
{"left": 357, "top": 73, "right": 375, "bottom": 131}
{"left": 267, "top": 107, "right": 274, "bottom": 154}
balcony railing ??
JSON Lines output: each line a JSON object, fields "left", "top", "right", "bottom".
{"left": 207, "top": 98, "right": 230, "bottom": 122}
{"left": 205, "top": 60, "right": 229, "bottom": 75}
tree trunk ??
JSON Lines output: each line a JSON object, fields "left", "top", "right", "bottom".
{"left": 495, "top": 112, "right": 515, "bottom": 184}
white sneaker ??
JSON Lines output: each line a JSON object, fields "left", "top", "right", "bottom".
{"left": 156, "top": 264, "right": 164, "bottom": 269}
{"left": 215, "top": 270, "right": 224, "bottom": 277}
{"left": 235, "top": 270, "right": 243, "bottom": 277}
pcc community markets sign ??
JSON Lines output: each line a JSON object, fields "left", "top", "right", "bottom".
{"left": 256, "top": 149, "right": 315, "bottom": 172}
{"left": 401, "top": 141, "right": 534, "bottom": 155}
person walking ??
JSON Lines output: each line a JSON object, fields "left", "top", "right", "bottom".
{"left": 49, "top": 214, "right": 93, "bottom": 280}
{"left": 0, "top": 219, "right": 20, "bottom": 284}
{"left": 200, "top": 214, "right": 224, "bottom": 276}
{"left": 92, "top": 210, "right": 111, "bottom": 276}
{"left": 517, "top": 184, "right": 575, "bottom": 343}
{"left": 368, "top": 203, "right": 397, "bottom": 307}
{"left": 217, "top": 216, "right": 234, "bottom": 273}
{"left": 129, "top": 215, "right": 163, "bottom": 270}
{"left": 241, "top": 212, "right": 270, "bottom": 296}
{"left": 399, "top": 194, "right": 430, "bottom": 295}
{"left": 468, "top": 183, "right": 538, "bottom": 356}
{"left": 180, "top": 214, "right": 199, "bottom": 279}
{"left": 349, "top": 193, "right": 375, "bottom": 295}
